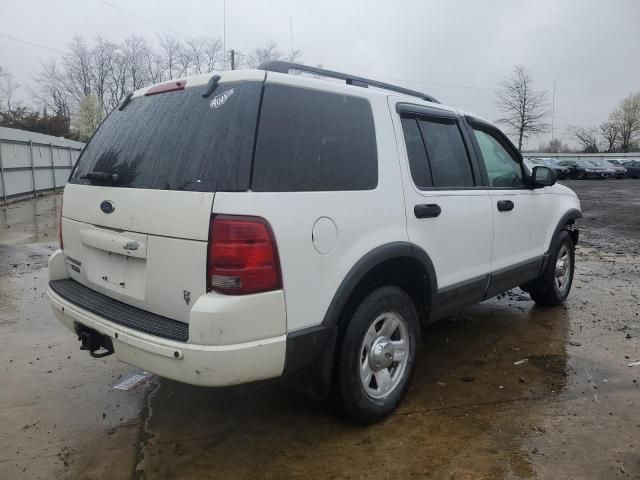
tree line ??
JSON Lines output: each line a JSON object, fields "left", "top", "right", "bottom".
{"left": 2, "top": 40, "right": 639, "bottom": 152}
{"left": 0, "top": 34, "right": 300, "bottom": 140}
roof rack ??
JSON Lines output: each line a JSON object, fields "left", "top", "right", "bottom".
{"left": 258, "top": 61, "right": 440, "bottom": 104}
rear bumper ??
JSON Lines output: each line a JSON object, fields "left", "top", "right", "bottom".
{"left": 46, "top": 249, "right": 286, "bottom": 387}
{"left": 47, "top": 287, "right": 286, "bottom": 386}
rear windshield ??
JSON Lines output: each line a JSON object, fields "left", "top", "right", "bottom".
{"left": 70, "top": 81, "right": 262, "bottom": 191}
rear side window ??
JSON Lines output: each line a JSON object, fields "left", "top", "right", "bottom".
{"left": 400, "top": 114, "right": 474, "bottom": 189}
{"left": 419, "top": 118, "right": 474, "bottom": 188}
{"left": 251, "top": 84, "right": 378, "bottom": 191}
{"left": 70, "top": 81, "right": 262, "bottom": 191}
{"left": 400, "top": 117, "right": 432, "bottom": 188}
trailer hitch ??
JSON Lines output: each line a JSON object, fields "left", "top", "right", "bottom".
{"left": 77, "top": 325, "right": 114, "bottom": 358}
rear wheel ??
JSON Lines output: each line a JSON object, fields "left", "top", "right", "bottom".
{"left": 332, "top": 286, "right": 418, "bottom": 424}
{"left": 523, "top": 230, "right": 575, "bottom": 306}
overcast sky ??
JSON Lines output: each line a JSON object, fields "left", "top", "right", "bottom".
{"left": 2, "top": 0, "right": 639, "bottom": 148}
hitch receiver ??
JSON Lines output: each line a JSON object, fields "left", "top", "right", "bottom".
{"left": 76, "top": 325, "right": 114, "bottom": 358}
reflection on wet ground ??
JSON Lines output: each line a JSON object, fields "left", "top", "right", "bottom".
{"left": 0, "top": 193, "right": 62, "bottom": 246}
{"left": 137, "top": 249, "right": 639, "bottom": 479}
{"left": 1, "top": 184, "right": 639, "bottom": 479}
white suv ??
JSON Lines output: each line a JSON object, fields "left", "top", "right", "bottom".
{"left": 47, "top": 62, "right": 581, "bottom": 423}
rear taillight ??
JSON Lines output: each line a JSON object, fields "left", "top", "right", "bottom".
{"left": 207, "top": 215, "right": 282, "bottom": 295}
{"left": 57, "top": 198, "right": 63, "bottom": 249}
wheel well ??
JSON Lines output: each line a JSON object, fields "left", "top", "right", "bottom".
{"left": 337, "top": 257, "right": 432, "bottom": 331}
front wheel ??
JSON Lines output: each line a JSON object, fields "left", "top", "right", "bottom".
{"left": 523, "top": 230, "right": 575, "bottom": 306}
{"left": 332, "top": 286, "right": 418, "bottom": 424}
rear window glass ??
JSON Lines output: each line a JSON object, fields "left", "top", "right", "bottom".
{"left": 69, "top": 81, "right": 262, "bottom": 191}
{"left": 251, "top": 84, "right": 378, "bottom": 192}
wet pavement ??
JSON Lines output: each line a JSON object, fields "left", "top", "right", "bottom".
{"left": 1, "top": 181, "right": 639, "bottom": 479}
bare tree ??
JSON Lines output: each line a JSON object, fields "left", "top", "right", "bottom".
{"left": 610, "top": 92, "right": 640, "bottom": 152}
{"left": 122, "top": 37, "right": 152, "bottom": 91}
{"left": 185, "top": 37, "right": 206, "bottom": 74}
{"left": 91, "top": 36, "right": 119, "bottom": 114}
{"left": 107, "top": 49, "right": 128, "bottom": 110}
{"left": 32, "top": 61, "right": 71, "bottom": 127}
{"left": 248, "top": 40, "right": 283, "bottom": 68}
{"left": 203, "top": 37, "right": 224, "bottom": 72}
{"left": 539, "top": 138, "right": 571, "bottom": 153}
{"left": 287, "top": 49, "right": 302, "bottom": 63}
{"left": 29, "top": 34, "right": 303, "bottom": 139}
{"left": 63, "top": 36, "right": 93, "bottom": 103}
{"left": 495, "top": 65, "right": 549, "bottom": 150}
{"left": 0, "top": 66, "right": 20, "bottom": 111}
{"left": 158, "top": 33, "right": 182, "bottom": 80}
{"left": 599, "top": 121, "right": 619, "bottom": 152}
{"left": 568, "top": 125, "right": 600, "bottom": 153}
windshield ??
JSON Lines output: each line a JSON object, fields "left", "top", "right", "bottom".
{"left": 70, "top": 81, "right": 262, "bottom": 191}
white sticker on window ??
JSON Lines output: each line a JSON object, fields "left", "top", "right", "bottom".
{"left": 210, "top": 88, "right": 234, "bottom": 109}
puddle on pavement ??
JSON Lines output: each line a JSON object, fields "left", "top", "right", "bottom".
{"left": 0, "top": 193, "right": 61, "bottom": 245}
{"left": 135, "top": 300, "right": 574, "bottom": 479}
{"left": 137, "top": 261, "right": 639, "bottom": 479}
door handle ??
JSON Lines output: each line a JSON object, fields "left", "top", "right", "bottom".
{"left": 497, "top": 200, "right": 514, "bottom": 212}
{"left": 414, "top": 204, "right": 441, "bottom": 218}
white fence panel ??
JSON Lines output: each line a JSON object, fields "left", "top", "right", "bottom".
{"left": 0, "top": 127, "right": 85, "bottom": 205}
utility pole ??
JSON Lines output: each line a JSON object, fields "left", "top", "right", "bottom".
{"left": 230, "top": 49, "right": 235, "bottom": 70}
{"left": 223, "top": 0, "right": 226, "bottom": 66}
{"left": 551, "top": 81, "right": 556, "bottom": 143}
{"left": 289, "top": 16, "right": 294, "bottom": 59}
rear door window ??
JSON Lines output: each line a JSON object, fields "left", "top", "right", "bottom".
{"left": 251, "top": 84, "right": 378, "bottom": 191}
{"left": 400, "top": 117, "right": 433, "bottom": 188}
{"left": 70, "top": 81, "right": 262, "bottom": 191}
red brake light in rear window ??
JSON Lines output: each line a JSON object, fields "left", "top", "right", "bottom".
{"left": 145, "top": 80, "right": 187, "bottom": 96}
{"left": 207, "top": 215, "right": 282, "bottom": 295}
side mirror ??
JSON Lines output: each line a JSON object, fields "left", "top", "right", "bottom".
{"left": 531, "top": 166, "right": 557, "bottom": 188}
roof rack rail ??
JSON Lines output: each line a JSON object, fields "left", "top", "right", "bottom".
{"left": 258, "top": 61, "right": 440, "bottom": 104}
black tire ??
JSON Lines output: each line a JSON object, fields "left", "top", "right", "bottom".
{"left": 523, "top": 230, "right": 575, "bottom": 306}
{"left": 331, "top": 286, "right": 418, "bottom": 425}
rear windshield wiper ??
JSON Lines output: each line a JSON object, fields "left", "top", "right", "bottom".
{"left": 80, "top": 171, "right": 119, "bottom": 184}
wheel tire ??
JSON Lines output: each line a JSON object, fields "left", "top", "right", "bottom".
{"left": 524, "top": 230, "right": 575, "bottom": 306}
{"left": 331, "top": 286, "right": 418, "bottom": 425}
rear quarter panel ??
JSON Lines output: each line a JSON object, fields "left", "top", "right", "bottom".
{"left": 212, "top": 88, "right": 407, "bottom": 334}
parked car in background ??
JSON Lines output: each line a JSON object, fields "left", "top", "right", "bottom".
{"left": 620, "top": 160, "right": 640, "bottom": 179}
{"left": 556, "top": 160, "right": 613, "bottom": 179}
{"left": 607, "top": 159, "right": 628, "bottom": 167}
{"left": 529, "top": 158, "right": 571, "bottom": 179}
{"left": 588, "top": 159, "right": 626, "bottom": 178}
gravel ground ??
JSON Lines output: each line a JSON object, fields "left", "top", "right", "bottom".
{"left": 0, "top": 180, "right": 638, "bottom": 479}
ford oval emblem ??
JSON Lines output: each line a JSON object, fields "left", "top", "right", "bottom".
{"left": 100, "top": 200, "right": 115, "bottom": 214}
